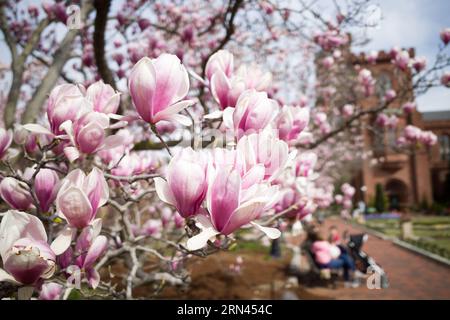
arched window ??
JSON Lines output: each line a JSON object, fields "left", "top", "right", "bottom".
{"left": 376, "top": 72, "right": 392, "bottom": 99}
{"left": 439, "top": 135, "right": 450, "bottom": 161}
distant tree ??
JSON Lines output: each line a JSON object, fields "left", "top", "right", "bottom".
{"left": 375, "top": 183, "right": 386, "bottom": 213}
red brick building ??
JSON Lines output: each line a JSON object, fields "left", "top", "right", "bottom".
{"left": 350, "top": 50, "right": 450, "bottom": 210}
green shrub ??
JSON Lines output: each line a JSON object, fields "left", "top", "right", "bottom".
{"left": 375, "top": 183, "right": 387, "bottom": 213}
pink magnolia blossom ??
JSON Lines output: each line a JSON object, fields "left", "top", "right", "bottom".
{"left": 299, "top": 95, "right": 308, "bottom": 107}
{"left": 74, "top": 221, "right": 107, "bottom": 288}
{"left": 112, "top": 52, "right": 124, "bottom": 66}
{"left": 0, "top": 210, "right": 56, "bottom": 285}
{"left": 336, "top": 13, "right": 345, "bottom": 24}
{"left": 342, "top": 104, "right": 354, "bottom": 118}
{"left": 28, "top": 4, "right": 39, "bottom": 17}
{"left": 389, "top": 46, "right": 401, "bottom": 59}
{"left": 412, "top": 57, "right": 427, "bottom": 72}
{"left": 419, "top": 131, "right": 438, "bottom": 146}
{"left": 210, "top": 70, "right": 246, "bottom": 110}
{"left": 129, "top": 54, "right": 194, "bottom": 125}
{"left": 397, "top": 136, "right": 407, "bottom": 146}
{"left": 237, "top": 132, "right": 295, "bottom": 181}
{"left": 404, "top": 125, "right": 422, "bottom": 141}
{"left": 161, "top": 207, "right": 175, "bottom": 227}
{"left": 223, "top": 90, "right": 278, "bottom": 138}
{"left": 343, "top": 199, "right": 353, "bottom": 209}
{"left": 387, "top": 115, "right": 399, "bottom": 129}
{"left": 209, "top": 148, "right": 246, "bottom": 176}
{"left": 320, "top": 122, "right": 331, "bottom": 135}
{"left": 366, "top": 51, "right": 378, "bottom": 64}
{"left": 334, "top": 194, "right": 343, "bottom": 204}
{"left": 275, "top": 105, "right": 310, "bottom": 141}
{"left": 133, "top": 219, "right": 163, "bottom": 237}
{"left": 85, "top": 80, "right": 121, "bottom": 114}
{"left": 294, "top": 152, "right": 318, "bottom": 178}
{"left": 206, "top": 50, "right": 272, "bottom": 110}
{"left": 174, "top": 212, "right": 184, "bottom": 229}
{"left": 34, "top": 168, "right": 60, "bottom": 213}
{"left": 274, "top": 188, "right": 315, "bottom": 220}
{"left": 313, "top": 30, "right": 348, "bottom": 50}
{"left": 155, "top": 148, "right": 208, "bottom": 218}
{"left": 235, "top": 64, "right": 272, "bottom": 92}
{"left": 59, "top": 111, "right": 125, "bottom": 162}
{"left": 333, "top": 49, "right": 342, "bottom": 59}
{"left": 441, "top": 28, "right": 450, "bottom": 45}
{"left": 394, "top": 50, "right": 410, "bottom": 71}
{"left": 384, "top": 89, "right": 396, "bottom": 102}
{"left": 313, "top": 112, "right": 327, "bottom": 126}
{"left": 341, "top": 183, "right": 355, "bottom": 198}
{"left": 358, "top": 69, "right": 375, "bottom": 96}
{"left": 45, "top": 84, "right": 86, "bottom": 135}
{"left": 322, "top": 56, "right": 334, "bottom": 69}
{"left": 59, "top": 219, "right": 107, "bottom": 289}
{"left": 111, "top": 151, "right": 156, "bottom": 179}
{"left": 56, "top": 167, "right": 109, "bottom": 229}
{"left": 376, "top": 113, "right": 389, "bottom": 127}
{"left": 23, "top": 83, "right": 124, "bottom": 155}
{"left": 0, "top": 128, "right": 13, "bottom": 160}
{"left": 14, "top": 124, "right": 39, "bottom": 155}
{"left": 186, "top": 165, "right": 279, "bottom": 250}
{"left": 39, "top": 282, "right": 63, "bottom": 300}
{"left": 442, "top": 72, "right": 450, "bottom": 87}
{"left": 98, "top": 128, "right": 135, "bottom": 165}
{"left": 205, "top": 50, "right": 234, "bottom": 81}
{"left": 313, "top": 187, "right": 334, "bottom": 209}
{"left": 0, "top": 177, "right": 33, "bottom": 210}
{"left": 402, "top": 102, "right": 416, "bottom": 114}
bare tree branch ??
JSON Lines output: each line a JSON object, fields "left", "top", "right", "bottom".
{"left": 93, "top": 0, "right": 116, "bottom": 90}
{"left": 1, "top": 4, "right": 49, "bottom": 128}
{"left": 20, "top": 1, "right": 94, "bottom": 125}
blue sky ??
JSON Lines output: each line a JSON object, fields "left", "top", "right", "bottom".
{"left": 354, "top": 0, "right": 450, "bottom": 112}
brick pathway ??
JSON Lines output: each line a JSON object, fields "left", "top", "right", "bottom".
{"left": 302, "top": 217, "right": 450, "bottom": 299}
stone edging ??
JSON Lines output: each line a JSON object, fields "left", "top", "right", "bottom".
{"left": 342, "top": 218, "right": 450, "bottom": 268}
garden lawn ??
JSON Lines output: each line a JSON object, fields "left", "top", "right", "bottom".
{"left": 363, "top": 215, "right": 450, "bottom": 259}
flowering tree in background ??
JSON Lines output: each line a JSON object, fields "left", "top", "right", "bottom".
{"left": 0, "top": 0, "right": 448, "bottom": 299}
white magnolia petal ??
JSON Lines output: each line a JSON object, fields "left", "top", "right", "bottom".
{"left": 203, "top": 110, "right": 223, "bottom": 120}
{"left": 154, "top": 100, "right": 195, "bottom": 122}
{"left": 154, "top": 177, "right": 176, "bottom": 206}
{"left": 222, "top": 107, "right": 234, "bottom": 130}
{"left": 107, "top": 113, "right": 124, "bottom": 121}
{"left": 109, "top": 121, "right": 128, "bottom": 130}
{"left": 90, "top": 218, "right": 103, "bottom": 238}
{"left": 59, "top": 120, "right": 75, "bottom": 145}
{"left": 51, "top": 226, "right": 76, "bottom": 255}
{"left": 22, "top": 124, "right": 54, "bottom": 136}
{"left": 165, "top": 114, "right": 192, "bottom": 126}
{"left": 251, "top": 222, "right": 281, "bottom": 239}
{"left": 63, "top": 146, "right": 80, "bottom": 163}
{"left": 101, "top": 134, "right": 126, "bottom": 150}
{"left": 186, "top": 228, "right": 219, "bottom": 251}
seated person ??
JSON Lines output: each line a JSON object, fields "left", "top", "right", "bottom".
{"left": 328, "top": 225, "right": 341, "bottom": 245}
{"left": 311, "top": 231, "right": 358, "bottom": 287}
{"left": 328, "top": 225, "right": 349, "bottom": 255}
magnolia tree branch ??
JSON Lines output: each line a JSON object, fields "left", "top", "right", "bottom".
{"left": 0, "top": 2, "right": 17, "bottom": 60}
{"left": 20, "top": 1, "right": 94, "bottom": 125}
{"left": 1, "top": 4, "right": 49, "bottom": 127}
{"left": 93, "top": 0, "right": 117, "bottom": 90}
